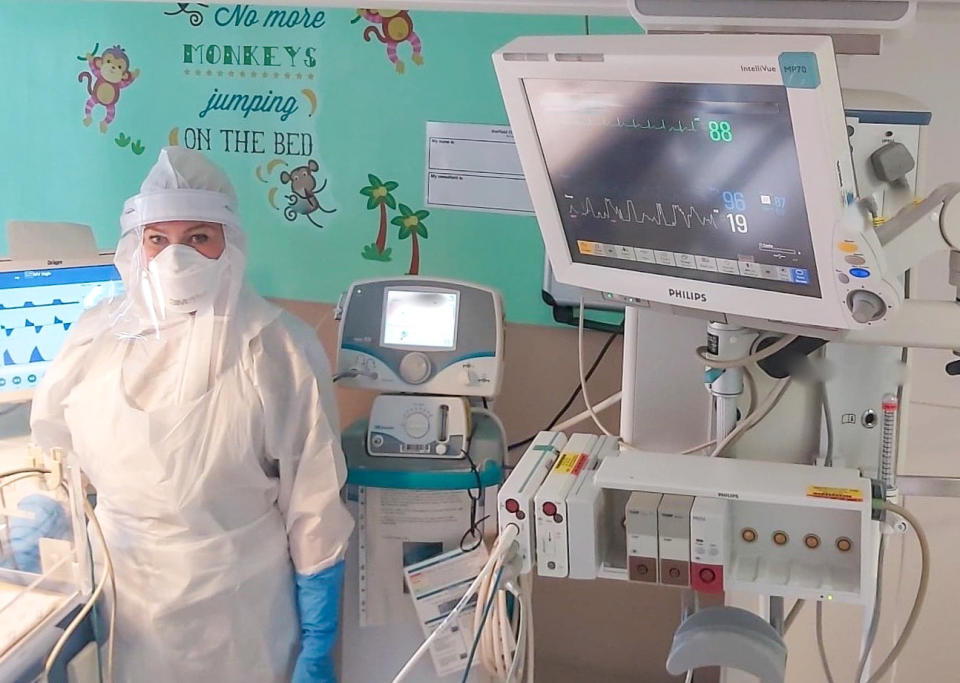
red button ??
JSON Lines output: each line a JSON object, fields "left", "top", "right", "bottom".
{"left": 699, "top": 568, "right": 716, "bottom": 583}
{"left": 505, "top": 498, "right": 519, "bottom": 514}
{"left": 542, "top": 501, "right": 557, "bottom": 517}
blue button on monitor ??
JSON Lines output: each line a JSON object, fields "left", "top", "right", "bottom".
{"left": 12, "top": 377, "right": 21, "bottom": 385}
{"left": 849, "top": 268, "right": 870, "bottom": 278}
{"left": 791, "top": 268, "right": 810, "bottom": 285}
{"left": 27, "top": 374, "right": 37, "bottom": 383}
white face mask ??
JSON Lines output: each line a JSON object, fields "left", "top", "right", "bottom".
{"left": 146, "top": 244, "right": 225, "bottom": 315}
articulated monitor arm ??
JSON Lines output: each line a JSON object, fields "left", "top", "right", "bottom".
{"left": 874, "top": 182, "right": 960, "bottom": 273}
{"left": 845, "top": 183, "right": 960, "bottom": 350}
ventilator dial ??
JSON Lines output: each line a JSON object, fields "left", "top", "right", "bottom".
{"left": 403, "top": 411, "right": 431, "bottom": 439}
{"left": 399, "top": 352, "right": 432, "bottom": 384}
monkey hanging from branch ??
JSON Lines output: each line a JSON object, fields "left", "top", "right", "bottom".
{"left": 78, "top": 45, "right": 139, "bottom": 133}
{"left": 352, "top": 9, "right": 424, "bottom": 74}
{"left": 280, "top": 160, "right": 337, "bottom": 229}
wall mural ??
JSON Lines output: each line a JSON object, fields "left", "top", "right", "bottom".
{"left": 0, "top": 3, "right": 583, "bottom": 325}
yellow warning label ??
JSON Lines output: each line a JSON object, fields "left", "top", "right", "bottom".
{"left": 554, "top": 453, "right": 588, "bottom": 476}
{"left": 577, "top": 240, "right": 596, "bottom": 255}
{"left": 807, "top": 486, "right": 863, "bottom": 502}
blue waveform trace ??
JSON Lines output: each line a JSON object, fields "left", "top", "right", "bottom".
{"left": 2, "top": 345, "right": 50, "bottom": 366}
{"left": 1, "top": 316, "right": 74, "bottom": 334}
{"left": 567, "top": 195, "right": 721, "bottom": 230}
{"left": 0, "top": 298, "right": 78, "bottom": 311}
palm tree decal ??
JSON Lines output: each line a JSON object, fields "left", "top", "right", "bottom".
{"left": 360, "top": 174, "right": 398, "bottom": 261}
{"left": 392, "top": 204, "right": 429, "bottom": 275}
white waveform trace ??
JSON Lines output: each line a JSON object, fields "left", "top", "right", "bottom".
{"left": 563, "top": 112, "right": 702, "bottom": 134}
{"left": 566, "top": 195, "right": 721, "bottom": 230}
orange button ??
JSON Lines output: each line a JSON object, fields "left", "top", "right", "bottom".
{"left": 836, "top": 537, "right": 853, "bottom": 552}
{"left": 773, "top": 531, "right": 789, "bottom": 546}
{"left": 839, "top": 241, "right": 859, "bottom": 253}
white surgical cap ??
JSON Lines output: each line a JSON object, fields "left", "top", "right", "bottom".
{"left": 120, "top": 146, "right": 241, "bottom": 236}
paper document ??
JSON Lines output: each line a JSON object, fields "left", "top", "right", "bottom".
{"left": 403, "top": 543, "right": 491, "bottom": 677}
{"left": 358, "top": 486, "right": 484, "bottom": 627}
{"left": 425, "top": 122, "right": 534, "bottom": 215}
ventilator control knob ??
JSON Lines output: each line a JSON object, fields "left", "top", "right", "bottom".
{"left": 403, "top": 411, "right": 430, "bottom": 439}
{"left": 399, "top": 352, "right": 431, "bottom": 384}
{"left": 847, "top": 290, "right": 887, "bottom": 323}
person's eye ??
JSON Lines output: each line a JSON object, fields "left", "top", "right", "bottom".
{"left": 190, "top": 234, "right": 209, "bottom": 244}
{"left": 148, "top": 235, "right": 166, "bottom": 245}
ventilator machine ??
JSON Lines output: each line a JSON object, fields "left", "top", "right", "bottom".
{"left": 337, "top": 277, "right": 512, "bottom": 682}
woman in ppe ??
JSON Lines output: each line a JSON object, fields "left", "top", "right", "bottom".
{"left": 30, "top": 146, "right": 354, "bottom": 683}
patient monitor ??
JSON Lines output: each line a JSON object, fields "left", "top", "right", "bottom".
{"left": 495, "top": 34, "right": 899, "bottom": 332}
{"left": 0, "top": 222, "right": 122, "bottom": 405}
{"left": 0, "top": 258, "right": 121, "bottom": 403}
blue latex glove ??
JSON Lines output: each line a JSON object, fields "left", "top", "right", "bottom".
{"left": 4, "top": 494, "right": 71, "bottom": 573}
{"left": 292, "top": 560, "right": 345, "bottom": 683}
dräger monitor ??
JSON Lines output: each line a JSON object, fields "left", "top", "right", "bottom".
{"left": 0, "top": 258, "right": 122, "bottom": 402}
{"left": 338, "top": 277, "right": 504, "bottom": 397}
{"left": 494, "top": 34, "right": 901, "bottom": 331}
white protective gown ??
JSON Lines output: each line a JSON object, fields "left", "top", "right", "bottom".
{"left": 30, "top": 147, "right": 354, "bottom": 682}
{"left": 33, "top": 294, "right": 354, "bottom": 682}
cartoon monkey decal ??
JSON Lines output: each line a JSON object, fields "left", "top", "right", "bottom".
{"left": 355, "top": 9, "right": 424, "bottom": 74}
{"left": 78, "top": 46, "right": 139, "bottom": 133}
{"left": 280, "top": 160, "right": 336, "bottom": 229}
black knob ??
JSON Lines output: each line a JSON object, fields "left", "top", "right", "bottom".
{"left": 946, "top": 360, "right": 960, "bottom": 376}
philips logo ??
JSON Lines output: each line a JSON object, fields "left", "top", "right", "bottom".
{"left": 668, "top": 288, "right": 707, "bottom": 304}
{"left": 717, "top": 492, "right": 740, "bottom": 499}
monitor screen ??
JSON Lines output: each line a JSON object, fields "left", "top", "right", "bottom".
{"left": 0, "top": 264, "right": 123, "bottom": 394}
{"left": 382, "top": 289, "right": 459, "bottom": 350}
{"left": 524, "top": 79, "right": 821, "bottom": 298}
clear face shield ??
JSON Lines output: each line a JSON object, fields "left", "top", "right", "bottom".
{"left": 100, "top": 148, "right": 256, "bottom": 407}
{"left": 110, "top": 150, "right": 248, "bottom": 340}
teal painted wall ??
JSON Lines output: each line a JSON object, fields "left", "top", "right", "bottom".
{"left": 0, "top": 3, "right": 643, "bottom": 324}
